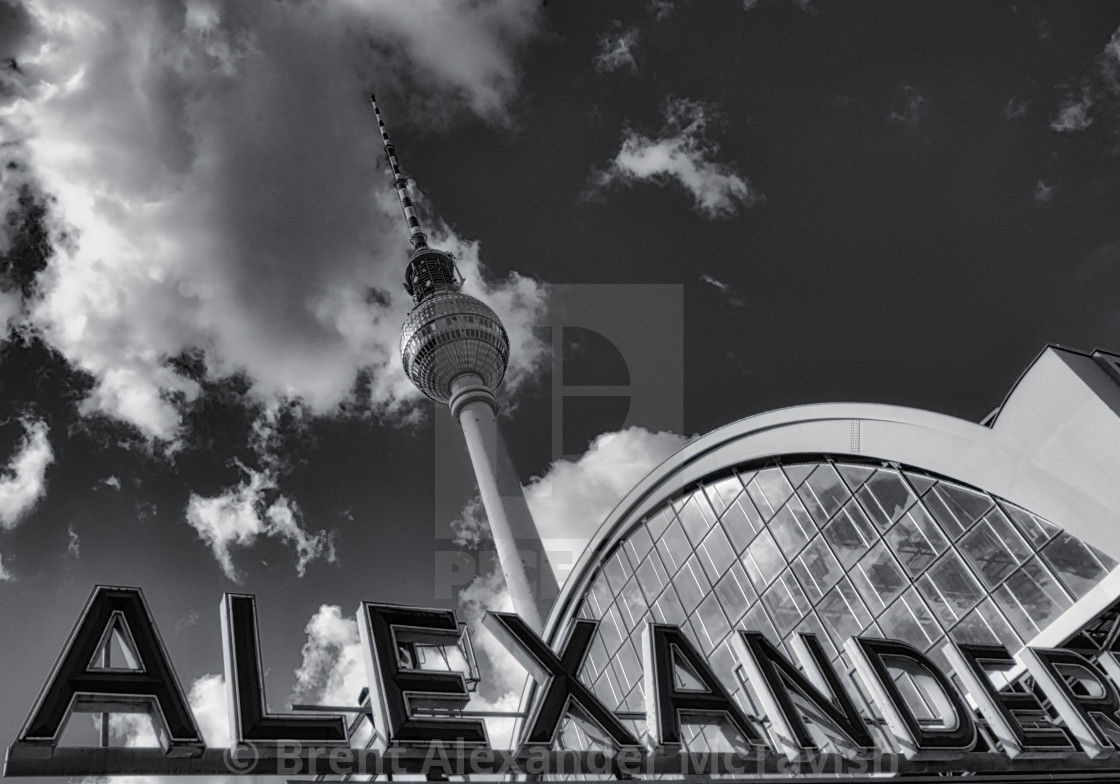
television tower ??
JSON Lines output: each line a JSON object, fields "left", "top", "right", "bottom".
{"left": 370, "top": 94, "right": 559, "bottom": 633}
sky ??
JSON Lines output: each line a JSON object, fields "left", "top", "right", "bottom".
{"left": 2, "top": 0, "right": 1120, "bottom": 771}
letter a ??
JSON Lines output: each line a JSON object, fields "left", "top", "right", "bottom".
{"left": 19, "top": 586, "right": 204, "bottom": 757}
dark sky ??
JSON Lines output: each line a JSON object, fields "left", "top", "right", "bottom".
{"left": 1, "top": 0, "right": 1119, "bottom": 761}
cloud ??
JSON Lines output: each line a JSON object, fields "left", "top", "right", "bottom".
{"left": 648, "top": 0, "right": 674, "bottom": 21}
{"left": 1002, "top": 96, "right": 1030, "bottom": 120}
{"left": 451, "top": 494, "right": 489, "bottom": 548}
{"left": 2, "top": 0, "right": 547, "bottom": 443}
{"left": 1050, "top": 90, "right": 1094, "bottom": 132}
{"left": 103, "top": 672, "right": 229, "bottom": 761}
{"left": 0, "top": 164, "right": 49, "bottom": 342}
{"left": 743, "top": 0, "right": 816, "bottom": 12}
{"left": 524, "top": 427, "right": 691, "bottom": 580}
{"left": 593, "top": 24, "right": 640, "bottom": 74}
{"left": 184, "top": 460, "right": 335, "bottom": 582}
{"left": 293, "top": 604, "right": 367, "bottom": 708}
{"left": 887, "top": 83, "right": 924, "bottom": 125}
{"left": 699, "top": 273, "right": 745, "bottom": 308}
{"left": 587, "top": 97, "right": 762, "bottom": 219}
{"left": 1033, "top": 180, "right": 1054, "bottom": 203}
{"left": 0, "top": 416, "right": 52, "bottom": 529}
{"left": 1048, "top": 26, "right": 1120, "bottom": 136}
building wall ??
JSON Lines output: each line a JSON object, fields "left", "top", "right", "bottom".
{"left": 538, "top": 346, "right": 1120, "bottom": 752}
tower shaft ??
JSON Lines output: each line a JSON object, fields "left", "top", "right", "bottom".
{"left": 451, "top": 376, "right": 560, "bottom": 632}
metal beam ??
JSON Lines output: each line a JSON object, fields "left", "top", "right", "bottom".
{"left": 8, "top": 745, "right": 1120, "bottom": 779}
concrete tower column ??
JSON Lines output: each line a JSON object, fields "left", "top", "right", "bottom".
{"left": 450, "top": 374, "right": 559, "bottom": 633}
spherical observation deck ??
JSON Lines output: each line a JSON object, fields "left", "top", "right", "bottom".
{"left": 400, "top": 291, "right": 510, "bottom": 404}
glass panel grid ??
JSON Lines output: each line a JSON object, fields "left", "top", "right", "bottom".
{"left": 885, "top": 503, "right": 948, "bottom": 577}
{"left": 793, "top": 536, "right": 845, "bottom": 603}
{"left": 856, "top": 469, "right": 916, "bottom": 529}
{"left": 823, "top": 499, "right": 877, "bottom": 568}
{"left": 719, "top": 495, "right": 765, "bottom": 552}
{"left": 677, "top": 491, "right": 717, "bottom": 547}
{"left": 746, "top": 468, "right": 794, "bottom": 520}
{"left": 741, "top": 528, "right": 785, "bottom": 593}
{"left": 917, "top": 550, "right": 985, "bottom": 627}
{"left": 799, "top": 463, "right": 849, "bottom": 524}
{"left": 850, "top": 541, "right": 908, "bottom": 613}
{"left": 562, "top": 458, "right": 1110, "bottom": 750}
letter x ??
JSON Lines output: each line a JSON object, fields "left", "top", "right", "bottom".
{"left": 484, "top": 612, "right": 640, "bottom": 749}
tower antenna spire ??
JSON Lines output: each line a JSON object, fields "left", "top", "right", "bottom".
{"left": 370, "top": 93, "right": 428, "bottom": 251}
{"left": 371, "top": 92, "right": 560, "bottom": 633}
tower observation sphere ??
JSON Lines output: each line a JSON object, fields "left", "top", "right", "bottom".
{"left": 370, "top": 93, "right": 559, "bottom": 633}
{"left": 399, "top": 251, "right": 510, "bottom": 405}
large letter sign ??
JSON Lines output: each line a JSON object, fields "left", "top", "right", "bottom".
{"left": 734, "top": 631, "right": 872, "bottom": 759}
{"left": 358, "top": 602, "right": 487, "bottom": 747}
{"left": 846, "top": 636, "right": 976, "bottom": 759}
{"left": 1020, "top": 647, "right": 1120, "bottom": 759}
{"left": 484, "top": 611, "right": 641, "bottom": 750}
{"left": 643, "top": 623, "right": 767, "bottom": 751}
{"left": 221, "top": 594, "right": 348, "bottom": 746}
{"left": 18, "top": 586, "right": 204, "bottom": 758}
{"left": 18, "top": 585, "right": 1120, "bottom": 780}
{"left": 945, "top": 642, "right": 1074, "bottom": 758}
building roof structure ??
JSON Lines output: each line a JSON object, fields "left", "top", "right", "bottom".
{"left": 536, "top": 345, "right": 1120, "bottom": 753}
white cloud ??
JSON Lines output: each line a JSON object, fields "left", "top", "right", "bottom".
{"left": 887, "top": 83, "right": 924, "bottom": 125}
{"left": 593, "top": 25, "right": 640, "bottom": 74}
{"left": 648, "top": 0, "right": 674, "bottom": 21}
{"left": 743, "top": 0, "right": 816, "bottom": 12}
{"left": 1033, "top": 180, "right": 1054, "bottom": 203}
{"left": 451, "top": 494, "right": 488, "bottom": 548}
{"left": 2, "top": 0, "right": 547, "bottom": 443}
{"left": 184, "top": 461, "right": 334, "bottom": 581}
{"left": 1002, "top": 96, "right": 1030, "bottom": 120}
{"left": 525, "top": 427, "right": 691, "bottom": 581}
{"left": 588, "top": 97, "right": 762, "bottom": 219}
{"left": 699, "top": 273, "right": 745, "bottom": 308}
{"left": 293, "top": 604, "right": 367, "bottom": 708}
{"left": 1048, "top": 89, "right": 1093, "bottom": 133}
{"left": 0, "top": 416, "right": 53, "bottom": 529}
{"left": 1050, "top": 91, "right": 1094, "bottom": 132}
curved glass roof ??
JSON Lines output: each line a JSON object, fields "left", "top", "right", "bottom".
{"left": 559, "top": 458, "right": 1117, "bottom": 753}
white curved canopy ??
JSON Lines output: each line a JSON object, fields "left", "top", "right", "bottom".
{"left": 547, "top": 345, "right": 1120, "bottom": 641}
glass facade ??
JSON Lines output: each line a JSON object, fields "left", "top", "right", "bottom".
{"left": 559, "top": 459, "right": 1117, "bottom": 753}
